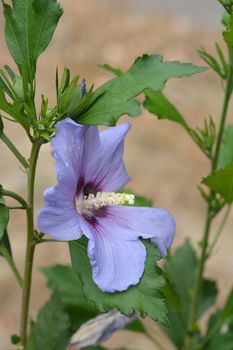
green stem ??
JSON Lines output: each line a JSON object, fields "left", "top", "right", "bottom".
{"left": 212, "top": 48, "right": 233, "bottom": 171}
{"left": 0, "top": 242, "right": 23, "bottom": 287}
{"left": 19, "top": 138, "right": 43, "bottom": 348}
{"left": 36, "top": 238, "right": 66, "bottom": 244}
{"left": 208, "top": 205, "right": 231, "bottom": 257}
{"left": 185, "top": 48, "right": 233, "bottom": 350}
{"left": 185, "top": 203, "right": 212, "bottom": 348}
{"left": 1, "top": 188, "right": 28, "bottom": 209}
{"left": 0, "top": 132, "right": 28, "bottom": 169}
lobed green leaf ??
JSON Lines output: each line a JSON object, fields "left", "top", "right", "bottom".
{"left": 143, "top": 90, "right": 188, "bottom": 129}
{"left": 202, "top": 162, "right": 233, "bottom": 203}
{"left": 75, "top": 54, "right": 206, "bottom": 126}
{"left": 41, "top": 265, "right": 98, "bottom": 333}
{"left": 27, "top": 292, "right": 70, "bottom": 350}
{"left": 69, "top": 237, "right": 168, "bottom": 325}
{"left": 161, "top": 241, "right": 218, "bottom": 348}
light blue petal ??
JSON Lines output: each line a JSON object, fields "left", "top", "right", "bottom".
{"left": 105, "top": 206, "right": 176, "bottom": 257}
{"left": 88, "top": 123, "right": 131, "bottom": 191}
{"left": 80, "top": 219, "right": 146, "bottom": 293}
{"left": 37, "top": 187, "right": 82, "bottom": 240}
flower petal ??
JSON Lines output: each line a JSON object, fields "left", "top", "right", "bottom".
{"left": 105, "top": 206, "right": 176, "bottom": 257}
{"left": 82, "top": 125, "right": 102, "bottom": 184}
{"left": 80, "top": 218, "right": 146, "bottom": 292}
{"left": 90, "top": 123, "right": 131, "bottom": 191}
{"left": 51, "top": 119, "right": 88, "bottom": 197}
{"left": 38, "top": 185, "right": 82, "bottom": 240}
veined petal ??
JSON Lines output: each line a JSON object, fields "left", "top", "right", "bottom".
{"left": 105, "top": 206, "right": 176, "bottom": 257}
{"left": 82, "top": 125, "right": 102, "bottom": 184}
{"left": 90, "top": 123, "right": 131, "bottom": 191}
{"left": 51, "top": 119, "right": 87, "bottom": 196}
{"left": 38, "top": 185, "right": 82, "bottom": 240}
{"left": 80, "top": 219, "right": 146, "bottom": 292}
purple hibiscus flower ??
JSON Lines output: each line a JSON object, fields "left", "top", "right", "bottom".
{"left": 38, "top": 118, "right": 175, "bottom": 293}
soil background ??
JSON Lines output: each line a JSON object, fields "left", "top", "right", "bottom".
{"left": 0, "top": 1, "right": 233, "bottom": 349}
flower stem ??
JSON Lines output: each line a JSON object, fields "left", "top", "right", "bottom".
{"left": 0, "top": 242, "right": 23, "bottom": 287}
{"left": 185, "top": 48, "right": 233, "bottom": 349}
{"left": 19, "top": 138, "right": 43, "bottom": 348}
{"left": 1, "top": 188, "right": 28, "bottom": 209}
{"left": 0, "top": 132, "right": 28, "bottom": 169}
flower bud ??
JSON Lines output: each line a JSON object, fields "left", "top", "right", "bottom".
{"left": 13, "top": 76, "right": 24, "bottom": 99}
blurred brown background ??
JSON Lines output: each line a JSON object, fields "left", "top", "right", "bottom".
{"left": 0, "top": 1, "right": 233, "bottom": 349}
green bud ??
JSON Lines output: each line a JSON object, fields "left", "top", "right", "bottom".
{"left": 37, "top": 123, "right": 46, "bottom": 131}
{"left": 59, "top": 80, "right": 86, "bottom": 117}
{"left": 13, "top": 76, "right": 24, "bottom": 99}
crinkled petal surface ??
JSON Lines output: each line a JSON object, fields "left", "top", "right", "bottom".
{"left": 105, "top": 206, "right": 176, "bottom": 257}
{"left": 80, "top": 218, "right": 146, "bottom": 292}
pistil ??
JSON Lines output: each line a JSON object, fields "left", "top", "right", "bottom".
{"left": 83, "top": 192, "right": 135, "bottom": 210}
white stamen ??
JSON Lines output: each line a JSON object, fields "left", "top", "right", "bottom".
{"left": 83, "top": 192, "right": 135, "bottom": 210}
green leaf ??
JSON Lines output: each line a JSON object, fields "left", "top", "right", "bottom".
{"left": 76, "top": 54, "right": 206, "bottom": 126}
{"left": 0, "top": 229, "right": 12, "bottom": 257}
{"left": 221, "top": 288, "right": 233, "bottom": 323}
{"left": 206, "top": 333, "right": 233, "bottom": 350}
{"left": 143, "top": 90, "right": 188, "bottom": 129}
{"left": 69, "top": 237, "right": 167, "bottom": 325}
{"left": 202, "top": 162, "right": 233, "bottom": 203}
{"left": 41, "top": 265, "right": 98, "bottom": 332}
{"left": 162, "top": 241, "right": 218, "bottom": 348}
{"left": 2, "top": 0, "right": 63, "bottom": 80}
{"left": 206, "top": 305, "right": 233, "bottom": 350}
{"left": 197, "top": 45, "right": 227, "bottom": 79}
{"left": 98, "top": 63, "right": 123, "bottom": 77}
{"left": 219, "top": 125, "right": 233, "bottom": 167}
{"left": 165, "top": 241, "right": 197, "bottom": 319}
{"left": 27, "top": 292, "right": 70, "bottom": 350}
{"left": 0, "top": 86, "right": 30, "bottom": 132}
{"left": 41, "top": 265, "right": 85, "bottom": 306}
{"left": 0, "top": 204, "right": 9, "bottom": 239}
{"left": 199, "top": 280, "right": 218, "bottom": 319}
